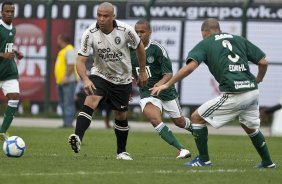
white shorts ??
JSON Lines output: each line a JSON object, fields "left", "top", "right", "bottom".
{"left": 0, "top": 79, "right": 20, "bottom": 96}
{"left": 140, "top": 97, "right": 183, "bottom": 118}
{"left": 198, "top": 89, "right": 260, "bottom": 129}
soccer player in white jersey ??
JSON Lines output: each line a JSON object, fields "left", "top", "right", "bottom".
{"left": 68, "top": 2, "right": 148, "bottom": 160}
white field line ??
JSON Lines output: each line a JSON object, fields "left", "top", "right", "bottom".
{"left": 0, "top": 169, "right": 246, "bottom": 176}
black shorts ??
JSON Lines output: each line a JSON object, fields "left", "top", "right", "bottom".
{"left": 89, "top": 75, "right": 132, "bottom": 111}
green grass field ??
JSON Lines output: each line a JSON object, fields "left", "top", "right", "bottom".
{"left": 0, "top": 127, "right": 281, "bottom": 184}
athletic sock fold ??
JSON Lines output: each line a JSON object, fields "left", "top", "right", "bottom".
{"left": 75, "top": 105, "right": 93, "bottom": 141}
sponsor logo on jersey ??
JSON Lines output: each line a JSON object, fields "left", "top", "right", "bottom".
{"left": 127, "top": 31, "right": 136, "bottom": 46}
{"left": 117, "top": 26, "right": 126, "bottom": 32}
{"left": 234, "top": 80, "right": 255, "bottom": 89}
{"left": 90, "top": 27, "right": 98, "bottom": 33}
{"left": 83, "top": 35, "right": 89, "bottom": 53}
{"left": 115, "top": 36, "right": 121, "bottom": 44}
{"left": 97, "top": 47, "right": 122, "bottom": 62}
{"left": 97, "top": 69, "right": 125, "bottom": 83}
{"left": 5, "top": 43, "right": 13, "bottom": 52}
{"left": 147, "top": 56, "right": 154, "bottom": 63}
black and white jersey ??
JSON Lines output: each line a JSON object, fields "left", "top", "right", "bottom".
{"left": 78, "top": 20, "right": 141, "bottom": 85}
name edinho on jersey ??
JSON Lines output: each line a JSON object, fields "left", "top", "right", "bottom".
{"left": 78, "top": 20, "right": 141, "bottom": 85}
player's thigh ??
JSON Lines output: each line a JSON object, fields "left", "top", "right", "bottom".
{"left": 143, "top": 103, "right": 162, "bottom": 122}
{"left": 113, "top": 110, "right": 127, "bottom": 120}
{"left": 84, "top": 95, "right": 103, "bottom": 110}
{"left": 198, "top": 94, "right": 239, "bottom": 128}
{"left": 1, "top": 79, "right": 20, "bottom": 96}
{"left": 89, "top": 75, "right": 131, "bottom": 111}
{"left": 162, "top": 98, "right": 183, "bottom": 118}
{"left": 239, "top": 90, "right": 260, "bottom": 129}
{"left": 140, "top": 97, "right": 162, "bottom": 112}
{"left": 107, "top": 82, "right": 132, "bottom": 111}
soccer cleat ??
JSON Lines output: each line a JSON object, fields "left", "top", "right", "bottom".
{"left": 68, "top": 134, "right": 81, "bottom": 153}
{"left": 116, "top": 152, "right": 133, "bottom": 160}
{"left": 184, "top": 156, "right": 212, "bottom": 167}
{"left": 176, "top": 149, "right": 191, "bottom": 159}
{"left": 0, "top": 132, "right": 9, "bottom": 141}
{"left": 256, "top": 163, "right": 276, "bottom": 169}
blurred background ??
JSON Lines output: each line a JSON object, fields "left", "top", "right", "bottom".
{"left": 0, "top": 0, "right": 282, "bottom": 133}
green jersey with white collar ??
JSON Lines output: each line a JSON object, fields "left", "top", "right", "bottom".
{"left": 131, "top": 40, "right": 178, "bottom": 101}
{"left": 186, "top": 32, "right": 264, "bottom": 93}
{"left": 0, "top": 19, "right": 18, "bottom": 80}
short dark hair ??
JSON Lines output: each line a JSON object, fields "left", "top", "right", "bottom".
{"left": 58, "top": 34, "right": 71, "bottom": 44}
{"left": 1, "top": 1, "right": 14, "bottom": 11}
{"left": 136, "top": 19, "right": 151, "bottom": 31}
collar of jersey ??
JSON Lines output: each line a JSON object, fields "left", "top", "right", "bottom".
{"left": 96, "top": 20, "right": 117, "bottom": 29}
{"left": 0, "top": 19, "right": 13, "bottom": 30}
{"left": 144, "top": 40, "right": 152, "bottom": 50}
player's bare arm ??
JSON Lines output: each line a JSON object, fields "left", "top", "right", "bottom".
{"left": 154, "top": 73, "right": 172, "bottom": 87}
{"left": 150, "top": 60, "right": 198, "bottom": 96}
{"left": 76, "top": 55, "right": 95, "bottom": 95}
{"left": 256, "top": 57, "right": 268, "bottom": 83}
{"left": 0, "top": 52, "right": 15, "bottom": 59}
{"left": 135, "top": 41, "right": 148, "bottom": 87}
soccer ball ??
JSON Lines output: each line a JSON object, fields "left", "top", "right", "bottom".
{"left": 3, "top": 136, "right": 26, "bottom": 157}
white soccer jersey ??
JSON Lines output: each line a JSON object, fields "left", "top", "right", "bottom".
{"left": 78, "top": 20, "right": 141, "bottom": 85}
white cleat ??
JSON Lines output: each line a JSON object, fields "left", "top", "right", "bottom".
{"left": 68, "top": 134, "right": 81, "bottom": 153}
{"left": 116, "top": 152, "right": 133, "bottom": 160}
{"left": 176, "top": 149, "right": 191, "bottom": 159}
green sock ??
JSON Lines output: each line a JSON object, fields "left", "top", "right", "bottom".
{"left": 192, "top": 125, "right": 209, "bottom": 162}
{"left": 249, "top": 130, "right": 273, "bottom": 166}
{"left": 156, "top": 123, "right": 183, "bottom": 150}
{"left": 0, "top": 106, "right": 17, "bottom": 133}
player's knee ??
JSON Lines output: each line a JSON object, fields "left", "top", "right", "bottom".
{"left": 191, "top": 111, "right": 204, "bottom": 124}
{"left": 241, "top": 123, "right": 258, "bottom": 135}
{"left": 8, "top": 100, "right": 19, "bottom": 108}
{"left": 150, "top": 118, "right": 162, "bottom": 127}
{"left": 172, "top": 117, "right": 186, "bottom": 128}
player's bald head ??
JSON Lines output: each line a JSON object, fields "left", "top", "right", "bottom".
{"left": 201, "top": 18, "right": 220, "bottom": 33}
{"left": 201, "top": 18, "right": 221, "bottom": 39}
{"left": 98, "top": 2, "right": 114, "bottom": 15}
{"left": 201, "top": 18, "right": 221, "bottom": 33}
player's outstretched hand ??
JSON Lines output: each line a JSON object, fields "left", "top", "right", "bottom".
{"left": 150, "top": 84, "right": 169, "bottom": 96}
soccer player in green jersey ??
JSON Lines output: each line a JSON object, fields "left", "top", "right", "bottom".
{"left": 131, "top": 19, "right": 192, "bottom": 159}
{"left": 151, "top": 18, "right": 276, "bottom": 168}
{"left": 0, "top": 1, "right": 23, "bottom": 140}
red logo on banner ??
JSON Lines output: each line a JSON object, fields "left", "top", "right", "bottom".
{"left": 0, "top": 18, "right": 73, "bottom": 103}
{"left": 15, "top": 23, "right": 46, "bottom": 99}
{"left": 12, "top": 23, "right": 46, "bottom": 100}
